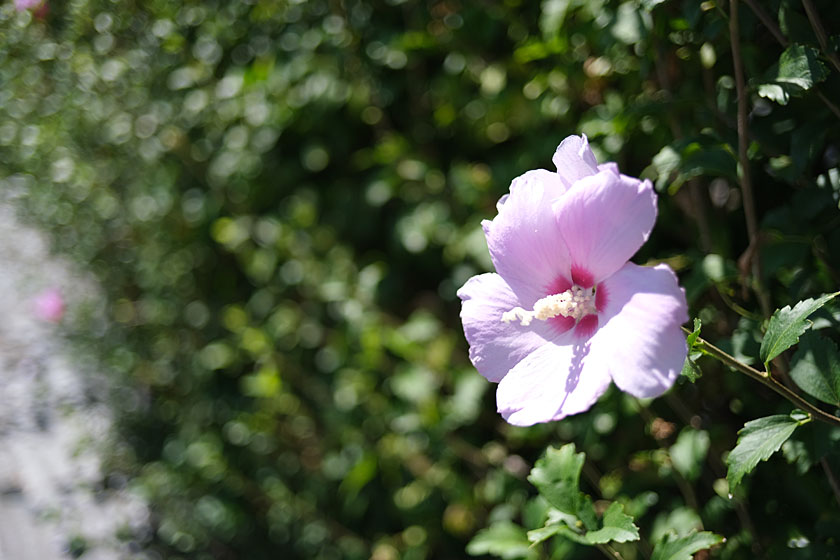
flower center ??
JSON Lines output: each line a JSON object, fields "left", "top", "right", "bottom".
{"left": 501, "top": 285, "right": 597, "bottom": 326}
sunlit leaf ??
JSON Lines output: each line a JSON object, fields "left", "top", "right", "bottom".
{"left": 528, "top": 444, "right": 596, "bottom": 530}
{"left": 776, "top": 44, "right": 829, "bottom": 90}
{"left": 583, "top": 502, "right": 639, "bottom": 544}
{"left": 726, "top": 412, "right": 810, "bottom": 490}
{"left": 669, "top": 428, "right": 710, "bottom": 481}
{"left": 467, "top": 522, "right": 535, "bottom": 559}
{"left": 760, "top": 293, "right": 838, "bottom": 366}
{"left": 651, "top": 531, "right": 724, "bottom": 560}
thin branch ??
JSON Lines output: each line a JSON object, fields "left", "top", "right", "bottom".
{"left": 816, "top": 89, "right": 840, "bottom": 120}
{"left": 714, "top": 285, "right": 763, "bottom": 321}
{"left": 743, "top": 0, "right": 788, "bottom": 46}
{"left": 820, "top": 457, "right": 840, "bottom": 508}
{"left": 596, "top": 543, "right": 629, "bottom": 560}
{"left": 802, "top": 0, "right": 840, "bottom": 74}
{"left": 729, "top": 0, "right": 771, "bottom": 318}
{"left": 684, "top": 326, "right": 840, "bottom": 427}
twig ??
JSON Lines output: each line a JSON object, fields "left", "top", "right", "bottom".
{"left": 714, "top": 285, "right": 763, "bottom": 321}
{"left": 815, "top": 89, "right": 840, "bottom": 120}
{"left": 596, "top": 542, "right": 629, "bottom": 560}
{"left": 729, "top": 0, "right": 771, "bottom": 318}
{"left": 820, "top": 457, "right": 840, "bottom": 508}
{"left": 743, "top": 0, "right": 788, "bottom": 46}
{"left": 801, "top": 0, "right": 840, "bottom": 74}
{"left": 684, "top": 326, "right": 840, "bottom": 427}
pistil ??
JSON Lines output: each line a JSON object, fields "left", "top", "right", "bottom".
{"left": 501, "top": 285, "right": 596, "bottom": 326}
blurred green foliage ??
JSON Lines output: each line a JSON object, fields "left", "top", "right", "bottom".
{"left": 3, "top": 0, "right": 840, "bottom": 558}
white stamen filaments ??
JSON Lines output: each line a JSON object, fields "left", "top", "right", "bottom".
{"left": 501, "top": 285, "right": 596, "bottom": 326}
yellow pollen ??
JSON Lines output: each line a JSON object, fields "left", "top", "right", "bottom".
{"left": 501, "top": 286, "right": 596, "bottom": 326}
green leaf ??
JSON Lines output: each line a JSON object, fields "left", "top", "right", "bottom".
{"left": 790, "top": 334, "right": 840, "bottom": 406}
{"left": 757, "top": 83, "right": 790, "bottom": 105}
{"left": 526, "top": 524, "right": 561, "bottom": 546}
{"left": 467, "top": 521, "right": 535, "bottom": 559}
{"left": 641, "top": 0, "right": 668, "bottom": 10}
{"left": 686, "top": 318, "right": 701, "bottom": 348}
{"left": 756, "top": 44, "right": 829, "bottom": 105}
{"left": 650, "top": 508, "right": 703, "bottom": 544}
{"left": 534, "top": 523, "right": 591, "bottom": 545}
{"left": 681, "top": 318, "right": 703, "bottom": 382}
{"left": 528, "top": 444, "right": 596, "bottom": 530}
{"left": 651, "top": 531, "right": 724, "bottom": 560}
{"left": 726, "top": 412, "right": 810, "bottom": 490}
{"left": 651, "top": 145, "right": 681, "bottom": 191}
{"left": 759, "top": 292, "right": 838, "bottom": 366}
{"left": 584, "top": 502, "right": 640, "bottom": 544}
{"left": 529, "top": 502, "right": 640, "bottom": 548}
{"left": 539, "top": 0, "right": 572, "bottom": 38}
{"left": 528, "top": 444, "right": 583, "bottom": 515}
{"left": 776, "top": 44, "right": 829, "bottom": 91}
{"left": 680, "top": 357, "right": 702, "bottom": 382}
{"left": 649, "top": 140, "right": 736, "bottom": 193}
{"left": 611, "top": 2, "right": 646, "bottom": 45}
{"left": 669, "top": 428, "right": 710, "bottom": 481}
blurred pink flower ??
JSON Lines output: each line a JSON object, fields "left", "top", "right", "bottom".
{"left": 457, "top": 135, "right": 688, "bottom": 426}
{"left": 14, "top": 0, "right": 42, "bottom": 10}
{"left": 34, "top": 288, "right": 65, "bottom": 323}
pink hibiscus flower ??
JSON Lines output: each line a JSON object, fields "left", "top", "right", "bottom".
{"left": 457, "top": 135, "right": 688, "bottom": 426}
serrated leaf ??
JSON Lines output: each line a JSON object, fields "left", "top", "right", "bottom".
{"left": 576, "top": 498, "right": 598, "bottom": 532}
{"left": 528, "top": 444, "right": 596, "bottom": 530}
{"left": 584, "top": 502, "right": 640, "bottom": 544}
{"left": 467, "top": 521, "right": 535, "bottom": 559}
{"left": 757, "top": 45, "right": 829, "bottom": 106}
{"left": 528, "top": 444, "right": 583, "bottom": 514}
{"left": 527, "top": 523, "right": 590, "bottom": 546}
{"left": 669, "top": 428, "right": 710, "bottom": 481}
{"left": 681, "top": 319, "right": 703, "bottom": 382}
{"left": 776, "top": 44, "right": 829, "bottom": 91}
{"left": 726, "top": 412, "right": 809, "bottom": 489}
{"left": 651, "top": 531, "right": 724, "bottom": 560}
{"left": 680, "top": 357, "right": 702, "bottom": 382}
{"left": 686, "top": 318, "right": 701, "bottom": 348}
{"left": 759, "top": 292, "right": 838, "bottom": 366}
{"left": 790, "top": 333, "right": 840, "bottom": 406}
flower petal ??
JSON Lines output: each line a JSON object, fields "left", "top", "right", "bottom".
{"left": 553, "top": 170, "right": 657, "bottom": 284}
{"left": 552, "top": 134, "right": 599, "bottom": 188}
{"left": 496, "top": 335, "right": 612, "bottom": 426}
{"left": 483, "top": 169, "right": 571, "bottom": 303}
{"left": 598, "top": 162, "right": 619, "bottom": 175}
{"left": 591, "top": 263, "right": 688, "bottom": 398}
{"left": 458, "top": 273, "right": 560, "bottom": 382}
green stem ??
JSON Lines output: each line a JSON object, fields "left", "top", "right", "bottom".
{"left": 683, "top": 327, "right": 840, "bottom": 427}
{"left": 595, "top": 542, "right": 629, "bottom": 560}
